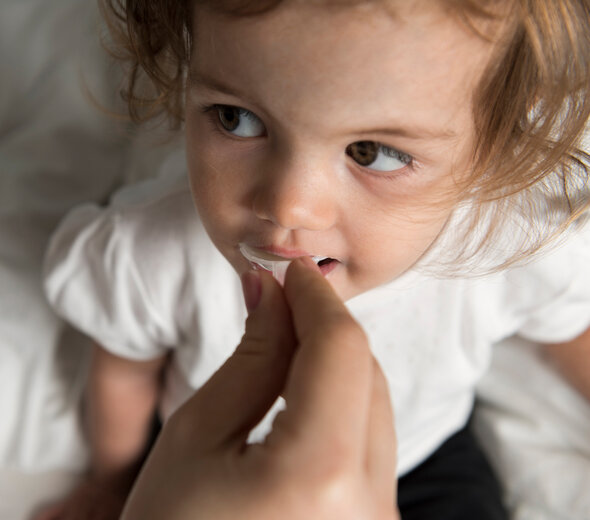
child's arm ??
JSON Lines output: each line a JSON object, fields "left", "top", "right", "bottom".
{"left": 34, "top": 344, "right": 167, "bottom": 520}
{"left": 87, "top": 343, "right": 168, "bottom": 482}
{"left": 544, "top": 326, "right": 590, "bottom": 401}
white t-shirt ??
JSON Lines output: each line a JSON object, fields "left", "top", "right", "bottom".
{"left": 43, "top": 159, "right": 590, "bottom": 476}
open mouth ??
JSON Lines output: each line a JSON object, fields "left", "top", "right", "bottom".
{"left": 314, "top": 257, "right": 339, "bottom": 276}
{"left": 316, "top": 257, "right": 334, "bottom": 268}
{"left": 239, "top": 244, "right": 338, "bottom": 283}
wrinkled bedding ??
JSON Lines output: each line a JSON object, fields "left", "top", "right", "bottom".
{"left": 475, "top": 336, "right": 590, "bottom": 520}
{"left": 0, "top": 1, "right": 176, "bottom": 517}
{"left": 1, "top": 1, "right": 588, "bottom": 519}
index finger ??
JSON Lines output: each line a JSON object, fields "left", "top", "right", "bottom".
{"left": 278, "top": 257, "right": 374, "bottom": 455}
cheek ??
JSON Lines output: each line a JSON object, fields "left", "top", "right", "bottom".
{"left": 187, "top": 159, "right": 233, "bottom": 240}
{"left": 187, "top": 136, "right": 242, "bottom": 214}
{"left": 353, "top": 207, "right": 451, "bottom": 276}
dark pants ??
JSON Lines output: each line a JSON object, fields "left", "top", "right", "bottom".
{"left": 397, "top": 423, "right": 509, "bottom": 520}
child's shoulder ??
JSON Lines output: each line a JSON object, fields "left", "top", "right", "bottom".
{"left": 113, "top": 174, "right": 195, "bottom": 236}
{"left": 81, "top": 144, "right": 209, "bottom": 262}
{"left": 45, "top": 146, "right": 223, "bottom": 306}
{"left": 92, "top": 168, "right": 223, "bottom": 284}
{"left": 503, "top": 221, "right": 590, "bottom": 292}
{"left": 44, "top": 156, "right": 238, "bottom": 356}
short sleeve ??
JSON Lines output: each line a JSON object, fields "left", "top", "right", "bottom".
{"left": 43, "top": 173, "right": 191, "bottom": 360}
{"left": 508, "top": 224, "right": 590, "bottom": 343}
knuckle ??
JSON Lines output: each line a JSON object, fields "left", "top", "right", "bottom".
{"left": 237, "top": 332, "right": 268, "bottom": 357}
{"left": 260, "top": 445, "right": 395, "bottom": 520}
{"left": 240, "top": 316, "right": 292, "bottom": 358}
{"left": 272, "top": 464, "right": 353, "bottom": 514}
{"left": 307, "top": 472, "right": 358, "bottom": 517}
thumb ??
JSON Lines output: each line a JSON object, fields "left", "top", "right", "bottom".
{"left": 178, "top": 269, "right": 296, "bottom": 451}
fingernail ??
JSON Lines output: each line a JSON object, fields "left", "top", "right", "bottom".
{"left": 241, "top": 270, "right": 262, "bottom": 313}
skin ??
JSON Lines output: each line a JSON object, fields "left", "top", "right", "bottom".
{"left": 185, "top": 1, "right": 498, "bottom": 301}
{"left": 122, "top": 258, "right": 399, "bottom": 520}
{"left": 545, "top": 327, "right": 590, "bottom": 403}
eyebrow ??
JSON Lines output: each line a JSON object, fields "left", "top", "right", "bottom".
{"left": 189, "top": 70, "right": 256, "bottom": 105}
{"left": 189, "top": 70, "right": 458, "bottom": 141}
{"left": 354, "top": 125, "right": 457, "bottom": 141}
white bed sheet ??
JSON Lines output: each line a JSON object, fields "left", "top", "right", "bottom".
{"left": 0, "top": 1, "right": 176, "bottom": 517}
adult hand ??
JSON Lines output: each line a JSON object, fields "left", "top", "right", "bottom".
{"left": 122, "top": 257, "right": 398, "bottom": 520}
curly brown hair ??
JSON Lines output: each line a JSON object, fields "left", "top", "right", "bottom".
{"left": 100, "top": 0, "right": 590, "bottom": 270}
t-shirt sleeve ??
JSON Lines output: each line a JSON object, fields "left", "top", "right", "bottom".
{"left": 43, "top": 178, "right": 189, "bottom": 361}
{"left": 508, "top": 224, "right": 590, "bottom": 344}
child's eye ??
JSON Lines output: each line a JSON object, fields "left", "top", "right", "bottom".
{"left": 215, "top": 105, "right": 265, "bottom": 137}
{"left": 346, "top": 141, "right": 412, "bottom": 172}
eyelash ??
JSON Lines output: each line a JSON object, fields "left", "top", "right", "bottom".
{"left": 199, "top": 103, "right": 416, "bottom": 180}
{"left": 347, "top": 145, "right": 414, "bottom": 181}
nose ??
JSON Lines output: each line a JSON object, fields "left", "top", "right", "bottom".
{"left": 252, "top": 154, "right": 338, "bottom": 231}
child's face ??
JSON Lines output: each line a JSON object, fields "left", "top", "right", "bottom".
{"left": 186, "top": 1, "right": 496, "bottom": 301}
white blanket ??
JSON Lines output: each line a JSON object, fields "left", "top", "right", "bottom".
{"left": 0, "top": 1, "right": 175, "bottom": 517}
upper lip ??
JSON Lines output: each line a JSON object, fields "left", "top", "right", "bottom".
{"left": 258, "top": 245, "right": 338, "bottom": 262}
{"left": 259, "top": 245, "right": 319, "bottom": 260}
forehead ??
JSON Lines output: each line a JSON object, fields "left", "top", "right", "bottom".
{"left": 190, "top": 1, "right": 497, "bottom": 137}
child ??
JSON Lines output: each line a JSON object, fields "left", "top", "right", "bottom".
{"left": 40, "top": 1, "right": 590, "bottom": 519}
